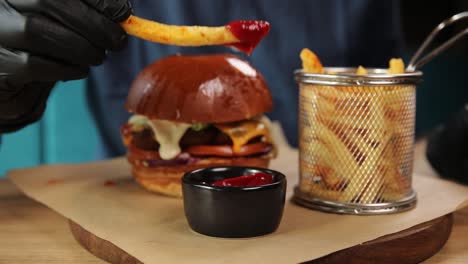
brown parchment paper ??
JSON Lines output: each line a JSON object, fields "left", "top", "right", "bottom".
{"left": 8, "top": 125, "right": 468, "bottom": 264}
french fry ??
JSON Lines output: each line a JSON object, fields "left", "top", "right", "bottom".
{"left": 355, "top": 134, "right": 392, "bottom": 203}
{"left": 314, "top": 120, "right": 360, "bottom": 172}
{"left": 307, "top": 142, "right": 344, "bottom": 188}
{"left": 380, "top": 189, "right": 405, "bottom": 201}
{"left": 380, "top": 169, "right": 407, "bottom": 201}
{"left": 322, "top": 122, "right": 372, "bottom": 162}
{"left": 300, "top": 180, "right": 344, "bottom": 201}
{"left": 120, "top": 15, "right": 269, "bottom": 53}
{"left": 356, "top": 66, "right": 368, "bottom": 75}
{"left": 388, "top": 58, "right": 405, "bottom": 74}
{"left": 357, "top": 171, "right": 384, "bottom": 203}
{"left": 342, "top": 133, "right": 389, "bottom": 203}
{"left": 381, "top": 136, "right": 411, "bottom": 199}
{"left": 300, "top": 48, "right": 324, "bottom": 73}
{"left": 121, "top": 15, "right": 237, "bottom": 46}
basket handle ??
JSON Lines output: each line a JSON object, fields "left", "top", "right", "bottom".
{"left": 407, "top": 12, "right": 468, "bottom": 72}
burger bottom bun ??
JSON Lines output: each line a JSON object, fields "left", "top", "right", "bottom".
{"left": 130, "top": 156, "right": 271, "bottom": 198}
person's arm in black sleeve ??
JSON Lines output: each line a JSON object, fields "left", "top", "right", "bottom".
{"left": 426, "top": 106, "right": 468, "bottom": 184}
{"left": 0, "top": 0, "right": 132, "bottom": 133}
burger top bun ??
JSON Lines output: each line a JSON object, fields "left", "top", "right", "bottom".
{"left": 125, "top": 54, "right": 272, "bottom": 123}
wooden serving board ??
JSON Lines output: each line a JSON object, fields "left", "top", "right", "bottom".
{"left": 69, "top": 213, "right": 453, "bottom": 264}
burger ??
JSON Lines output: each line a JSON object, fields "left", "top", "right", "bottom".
{"left": 121, "top": 54, "right": 276, "bottom": 197}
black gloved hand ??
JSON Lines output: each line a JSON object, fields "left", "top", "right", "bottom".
{"left": 0, "top": 0, "right": 132, "bottom": 133}
{"left": 426, "top": 105, "right": 468, "bottom": 184}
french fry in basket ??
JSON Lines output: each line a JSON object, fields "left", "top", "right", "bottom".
{"left": 299, "top": 179, "right": 344, "bottom": 201}
{"left": 388, "top": 58, "right": 405, "bottom": 74}
{"left": 300, "top": 48, "right": 324, "bottom": 73}
{"left": 315, "top": 87, "right": 372, "bottom": 118}
{"left": 380, "top": 136, "right": 411, "bottom": 200}
{"left": 356, "top": 66, "right": 368, "bottom": 75}
{"left": 341, "top": 131, "right": 390, "bottom": 203}
{"left": 313, "top": 119, "right": 360, "bottom": 173}
{"left": 359, "top": 170, "right": 385, "bottom": 203}
{"left": 306, "top": 141, "right": 345, "bottom": 188}
{"left": 355, "top": 134, "right": 393, "bottom": 203}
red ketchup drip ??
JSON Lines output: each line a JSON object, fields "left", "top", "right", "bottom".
{"left": 212, "top": 172, "right": 274, "bottom": 187}
{"left": 226, "top": 20, "right": 270, "bottom": 55}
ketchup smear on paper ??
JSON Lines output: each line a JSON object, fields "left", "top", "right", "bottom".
{"left": 46, "top": 178, "right": 63, "bottom": 186}
{"left": 226, "top": 20, "right": 270, "bottom": 55}
{"left": 104, "top": 180, "right": 116, "bottom": 187}
{"left": 211, "top": 172, "right": 274, "bottom": 187}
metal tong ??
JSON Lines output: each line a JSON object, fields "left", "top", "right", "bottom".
{"left": 407, "top": 11, "right": 468, "bottom": 72}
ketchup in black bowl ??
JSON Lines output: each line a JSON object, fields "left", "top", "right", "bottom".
{"left": 182, "top": 166, "right": 287, "bottom": 238}
{"left": 211, "top": 172, "right": 274, "bottom": 187}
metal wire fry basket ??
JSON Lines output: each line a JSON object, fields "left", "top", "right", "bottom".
{"left": 293, "top": 68, "right": 422, "bottom": 214}
{"left": 292, "top": 11, "right": 467, "bottom": 214}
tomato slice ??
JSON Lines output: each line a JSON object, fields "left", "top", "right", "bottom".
{"left": 128, "top": 142, "right": 272, "bottom": 161}
{"left": 185, "top": 142, "right": 272, "bottom": 157}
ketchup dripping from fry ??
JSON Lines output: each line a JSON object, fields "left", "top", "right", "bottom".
{"left": 226, "top": 20, "right": 270, "bottom": 55}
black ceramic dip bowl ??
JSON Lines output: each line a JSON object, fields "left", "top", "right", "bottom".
{"left": 182, "top": 166, "right": 287, "bottom": 238}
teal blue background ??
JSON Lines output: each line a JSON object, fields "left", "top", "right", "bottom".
{"left": 0, "top": 80, "right": 100, "bottom": 176}
{"left": 0, "top": 51, "right": 466, "bottom": 177}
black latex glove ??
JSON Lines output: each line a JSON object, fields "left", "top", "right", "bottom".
{"left": 0, "top": 0, "right": 132, "bottom": 133}
{"left": 426, "top": 105, "right": 468, "bottom": 184}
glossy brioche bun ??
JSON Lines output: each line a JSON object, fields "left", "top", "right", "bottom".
{"left": 125, "top": 54, "right": 272, "bottom": 123}
{"left": 130, "top": 156, "right": 270, "bottom": 197}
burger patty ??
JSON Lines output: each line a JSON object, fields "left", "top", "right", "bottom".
{"left": 181, "top": 126, "right": 233, "bottom": 147}
{"left": 131, "top": 128, "right": 159, "bottom": 150}
{"left": 131, "top": 126, "right": 234, "bottom": 151}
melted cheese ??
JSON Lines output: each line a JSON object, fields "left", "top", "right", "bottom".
{"left": 147, "top": 120, "right": 191, "bottom": 160}
{"left": 128, "top": 115, "right": 148, "bottom": 131}
{"left": 215, "top": 117, "right": 272, "bottom": 153}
